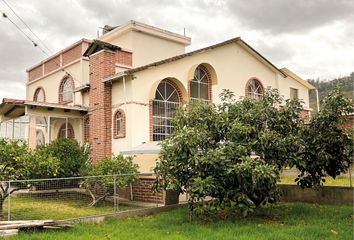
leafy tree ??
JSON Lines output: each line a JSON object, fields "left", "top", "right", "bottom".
{"left": 0, "top": 139, "right": 60, "bottom": 217}
{"left": 154, "top": 87, "right": 353, "bottom": 217}
{"left": 81, "top": 155, "right": 138, "bottom": 206}
{"left": 39, "top": 138, "right": 89, "bottom": 177}
{"left": 295, "top": 86, "right": 354, "bottom": 187}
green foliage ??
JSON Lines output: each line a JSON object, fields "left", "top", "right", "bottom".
{"left": 155, "top": 87, "right": 353, "bottom": 218}
{"left": 39, "top": 138, "right": 89, "bottom": 177}
{"left": 81, "top": 155, "right": 138, "bottom": 206}
{"left": 295, "top": 86, "right": 354, "bottom": 187}
{"left": 0, "top": 138, "right": 60, "bottom": 216}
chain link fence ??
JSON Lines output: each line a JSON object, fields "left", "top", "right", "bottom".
{"left": 0, "top": 173, "right": 164, "bottom": 221}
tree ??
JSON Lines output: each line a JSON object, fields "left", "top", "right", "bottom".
{"left": 154, "top": 87, "right": 353, "bottom": 217}
{"left": 81, "top": 155, "right": 138, "bottom": 206}
{"left": 0, "top": 139, "right": 60, "bottom": 217}
{"left": 295, "top": 86, "right": 353, "bottom": 187}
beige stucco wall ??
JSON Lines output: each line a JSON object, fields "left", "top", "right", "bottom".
{"left": 26, "top": 60, "right": 88, "bottom": 106}
{"left": 101, "top": 29, "right": 186, "bottom": 68}
{"left": 130, "top": 31, "right": 186, "bottom": 67}
{"left": 278, "top": 75, "right": 311, "bottom": 109}
{"left": 111, "top": 42, "right": 311, "bottom": 157}
{"left": 131, "top": 154, "right": 159, "bottom": 173}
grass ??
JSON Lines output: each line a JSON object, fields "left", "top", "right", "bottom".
{"left": 279, "top": 175, "right": 352, "bottom": 186}
{"left": 9, "top": 202, "right": 353, "bottom": 240}
{"left": 2, "top": 195, "right": 137, "bottom": 221}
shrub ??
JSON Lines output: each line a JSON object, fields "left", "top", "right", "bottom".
{"left": 0, "top": 138, "right": 60, "bottom": 217}
{"left": 40, "top": 138, "right": 89, "bottom": 177}
{"left": 81, "top": 155, "right": 139, "bottom": 206}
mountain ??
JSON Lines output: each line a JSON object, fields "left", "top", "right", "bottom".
{"left": 307, "top": 72, "right": 353, "bottom": 111}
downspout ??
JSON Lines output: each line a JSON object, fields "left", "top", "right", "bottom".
{"left": 123, "top": 76, "right": 127, "bottom": 112}
{"left": 315, "top": 88, "right": 320, "bottom": 112}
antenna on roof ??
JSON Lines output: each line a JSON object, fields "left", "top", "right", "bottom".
{"left": 183, "top": 28, "right": 186, "bottom": 36}
{"left": 97, "top": 30, "right": 100, "bottom": 38}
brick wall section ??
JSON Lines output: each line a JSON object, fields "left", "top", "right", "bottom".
{"left": 83, "top": 115, "right": 90, "bottom": 142}
{"left": 62, "top": 44, "right": 82, "bottom": 66}
{"left": 89, "top": 50, "right": 116, "bottom": 163}
{"left": 44, "top": 55, "right": 61, "bottom": 75}
{"left": 342, "top": 115, "right": 354, "bottom": 129}
{"left": 131, "top": 177, "right": 164, "bottom": 203}
{"left": 116, "top": 50, "right": 132, "bottom": 66}
{"left": 28, "top": 65, "right": 43, "bottom": 82}
{"left": 299, "top": 109, "right": 310, "bottom": 121}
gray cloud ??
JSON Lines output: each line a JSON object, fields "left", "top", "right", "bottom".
{"left": 226, "top": 0, "right": 353, "bottom": 34}
{"left": 0, "top": 0, "right": 353, "bottom": 101}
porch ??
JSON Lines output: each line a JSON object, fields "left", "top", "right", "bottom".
{"left": 0, "top": 99, "right": 88, "bottom": 148}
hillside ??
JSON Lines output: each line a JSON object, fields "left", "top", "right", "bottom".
{"left": 307, "top": 72, "right": 353, "bottom": 111}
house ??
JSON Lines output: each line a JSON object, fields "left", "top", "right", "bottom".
{"left": 0, "top": 20, "right": 315, "bottom": 172}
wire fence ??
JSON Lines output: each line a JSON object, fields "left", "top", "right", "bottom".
{"left": 0, "top": 173, "right": 165, "bottom": 221}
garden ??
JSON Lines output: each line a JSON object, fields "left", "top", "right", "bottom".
{"left": 0, "top": 87, "right": 353, "bottom": 238}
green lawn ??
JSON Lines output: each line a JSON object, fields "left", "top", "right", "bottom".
{"left": 2, "top": 195, "right": 137, "bottom": 221}
{"left": 10, "top": 203, "right": 353, "bottom": 240}
{"left": 279, "top": 175, "right": 352, "bottom": 186}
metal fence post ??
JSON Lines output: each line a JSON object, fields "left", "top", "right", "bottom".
{"left": 7, "top": 181, "right": 11, "bottom": 221}
{"left": 114, "top": 175, "right": 117, "bottom": 212}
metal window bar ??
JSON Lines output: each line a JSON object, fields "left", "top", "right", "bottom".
{"left": 152, "top": 99, "right": 181, "bottom": 141}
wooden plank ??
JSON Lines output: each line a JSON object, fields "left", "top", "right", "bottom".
{"left": 0, "top": 229, "right": 18, "bottom": 237}
{"left": 0, "top": 220, "right": 53, "bottom": 225}
{"left": 0, "top": 221, "right": 55, "bottom": 230}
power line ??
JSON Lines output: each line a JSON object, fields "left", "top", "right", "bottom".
{"left": 0, "top": 6, "right": 84, "bottom": 86}
{"left": 1, "top": 0, "right": 53, "bottom": 54}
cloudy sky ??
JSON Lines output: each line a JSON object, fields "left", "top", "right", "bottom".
{"left": 0, "top": 0, "right": 353, "bottom": 101}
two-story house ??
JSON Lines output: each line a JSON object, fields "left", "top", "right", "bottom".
{"left": 0, "top": 20, "right": 315, "bottom": 173}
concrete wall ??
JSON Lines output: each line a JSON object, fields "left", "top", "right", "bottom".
{"left": 279, "top": 184, "right": 353, "bottom": 205}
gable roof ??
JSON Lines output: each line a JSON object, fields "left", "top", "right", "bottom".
{"left": 83, "top": 40, "right": 121, "bottom": 57}
{"left": 280, "top": 68, "right": 316, "bottom": 90}
{"left": 103, "top": 37, "right": 286, "bottom": 82}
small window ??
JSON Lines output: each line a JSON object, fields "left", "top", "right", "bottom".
{"left": 114, "top": 109, "right": 125, "bottom": 138}
{"left": 58, "top": 123, "right": 75, "bottom": 139}
{"left": 290, "top": 88, "right": 299, "bottom": 100}
{"left": 113, "top": 109, "right": 125, "bottom": 138}
{"left": 59, "top": 77, "right": 74, "bottom": 103}
{"left": 246, "top": 78, "right": 264, "bottom": 99}
{"left": 189, "top": 65, "right": 211, "bottom": 101}
{"left": 33, "top": 87, "right": 45, "bottom": 102}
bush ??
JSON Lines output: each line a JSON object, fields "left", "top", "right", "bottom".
{"left": 81, "top": 155, "right": 139, "bottom": 206}
{"left": 0, "top": 138, "right": 60, "bottom": 217}
{"left": 39, "top": 138, "right": 89, "bottom": 177}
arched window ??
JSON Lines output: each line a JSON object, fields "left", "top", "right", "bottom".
{"left": 36, "top": 129, "right": 45, "bottom": 146}
{"left": 113, "top": 109, "right": 125, "bottom": 138}
{"left": 190, "top": 65, "right": 211, "bottom": 101}
{"left": 246, "top": 78, "right": 264, "bottom": 99}
{"left": 33, "top": 87, "right": 46, "bottom": 102}
{"left": 59, "top": 77, "right": 74, "bottom": 103}
{"left": 58, "top": 123, "right": 75, "bottom": 139}
{"left": 152, "top": 80, "right": 181, "bottom": 141}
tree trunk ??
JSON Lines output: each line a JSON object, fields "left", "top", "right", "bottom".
{"left": 0, "top": 196, "right": 3, "bottom": 219}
